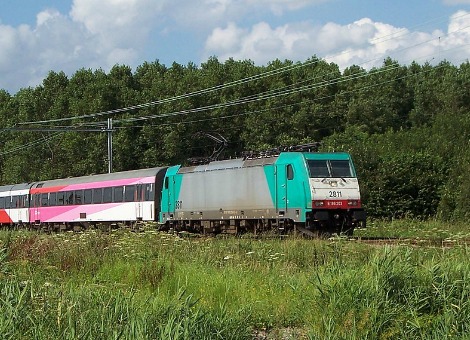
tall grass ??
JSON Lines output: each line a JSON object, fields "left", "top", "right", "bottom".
{"left": 355, "top": 218, "right": 470, "bottom": 240}
{"left": 0, "top": 228, "right": 469, "bottom": 339}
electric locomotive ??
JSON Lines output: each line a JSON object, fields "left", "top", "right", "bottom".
{"left": 160, "top": 150, "right": 365, "bottom": 235}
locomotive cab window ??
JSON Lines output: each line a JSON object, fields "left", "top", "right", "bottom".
{"left": 330, "top": 160, "right": 354, "bottom": 177}
{"left": 308, "top": 160, "right": 330, "bottom": 178}
{"left": 308, "top": 160, "right": 354, "bottom": 178}
{"left": 0, "top": 197, "right": 4, "bottom": 209}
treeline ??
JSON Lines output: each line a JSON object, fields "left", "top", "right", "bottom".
{"left": 0, "top": 57, "right": 469, "bottom": 220}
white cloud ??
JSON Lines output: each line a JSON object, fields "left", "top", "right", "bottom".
{"left": 204, "top": 10, "right": 470, "bottom": 69}
{"left": 0, "top": 0, "right": 168, "bottom": 93}
{"left": 165, "top": 0, "right": 325, "bottom": 30}
{"left": 0, "top": 0, "right": 331, "bottom": 93}
{"left": 70, "top": 0, "right": 164, "bottom": 43}
{"left": 246, "top": 0, "right": 325, "bottom": 16}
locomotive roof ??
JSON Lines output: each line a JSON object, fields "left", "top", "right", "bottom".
{"left": 31, "top": 167, "right": 167, "bottom": 189}
{"left": 178, "top": 152, "right": 352, "bottom": 174}
{"left": 178, "top": 156, "right": 279, "bottom": 174}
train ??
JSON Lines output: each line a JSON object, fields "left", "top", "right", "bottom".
{"left": 0, "top": 149, "right": 366, "bottom": 235}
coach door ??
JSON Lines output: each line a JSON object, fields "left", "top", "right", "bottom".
{"left": 33, "top": 193, "right": 41, "bottom": 224}
{"left": 135, "top": 183, "right": 143, "bottom": 220}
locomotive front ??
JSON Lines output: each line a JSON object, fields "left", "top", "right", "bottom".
{"left": 305, "top": 153, "right": 366, "bottom": 234}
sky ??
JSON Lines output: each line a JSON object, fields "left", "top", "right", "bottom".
{"left": 0, "top": 0, "right": 469, "bottom": 94}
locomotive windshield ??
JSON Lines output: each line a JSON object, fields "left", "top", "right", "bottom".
{"left": 307, "top": 160, "right": 354, "bottom": 178}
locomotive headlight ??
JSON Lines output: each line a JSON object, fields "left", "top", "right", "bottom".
{"left": 347, "top": 200, "right": 358, "bottom": 206}
{"left": 313, "top": 200, "right": 325, "bottom": 207}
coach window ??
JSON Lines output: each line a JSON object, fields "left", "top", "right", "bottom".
{"left": 66, "top": 192, "right": 74, "bottom": 205}
{"left": 103, "top": 187, "right": 112, "bottom": 203}
{"left": 21, "top": 195, "right": 27, "bottom": 208}
{"left": 124, "top": 185, "right": 135, "bottom": 202}
{"left": 57, "top": 192, "right": 65, "bottom": 206}
{"left": 84, "top": 189, "right": 92, "bottom": 204}
{"left": 0, "top": 197, "right": 4, "bottom": 209}
{"left": 144, "top": 184, "right": 150, "bottom": 201}
{"left": 48, "top": 193, "right": 56, "bottom": 206}
{"left": 93, "top": 188, "right": 102, "bottom": 204}
{"left": 114, "top": 186, "right": 124, "bottom": 202}
{"left": 144, "top": 184, "right": 154, "bottom": 201}
{"left": 75, "top": 191, "right": 83, "bottom": 205}
{"left": 41, "top": 193, "right": 49, "bottom": 207}
{"left": 150, "top": 184, "right": 155, "bottom": 200}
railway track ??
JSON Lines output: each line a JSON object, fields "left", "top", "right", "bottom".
{"left": 349, "top": 236, "right": 470, "bottom": 247}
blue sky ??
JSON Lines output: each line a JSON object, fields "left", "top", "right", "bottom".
{"left": 0, "top": 0, "right": 469, "bottom": 94}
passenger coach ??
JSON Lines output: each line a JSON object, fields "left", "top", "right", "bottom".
{"left": 29, "top": 167, "right": 167, "bottom": 229}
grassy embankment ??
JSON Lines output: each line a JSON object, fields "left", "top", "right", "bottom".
{"left": 0, "top": 220, "right": 469, "bottom": 339}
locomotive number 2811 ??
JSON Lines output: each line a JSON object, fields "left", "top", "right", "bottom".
{"left": 329, "top": 191, "right": 342, "bottom": 198}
